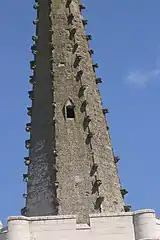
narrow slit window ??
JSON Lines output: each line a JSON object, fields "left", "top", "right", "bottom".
{"left": 66, "top": 105, "right": 75, "bottom": 119}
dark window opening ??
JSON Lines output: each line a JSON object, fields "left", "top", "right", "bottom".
{"left": 66, "top": 106, "right": 75, "bottom": 119}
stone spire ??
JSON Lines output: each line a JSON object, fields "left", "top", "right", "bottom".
{"left": 22, "top": 0, "right": 125, "bottom": 223}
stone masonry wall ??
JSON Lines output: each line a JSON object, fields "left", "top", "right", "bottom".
{"left": 51, "top": 0, "right": 124, "bottom": 223}
{"left": 156, "top": 219, "right": 160, "bottom": 238}
{"left": 25, "top": 0, "right": 124, "bottom": 222}
{"left": 7, "top": 210, "right": 160, "bottom": 240}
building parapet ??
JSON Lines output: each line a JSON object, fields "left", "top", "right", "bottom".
{"left": 5, "top": 209, "right": 159, "bottom": 240}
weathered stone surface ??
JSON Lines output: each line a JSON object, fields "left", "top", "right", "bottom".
{"left": 25, "top": 0, "right": 124, "bottom": 223}
{"left": 6, "top": 210, "right": 160, "bottom": 240}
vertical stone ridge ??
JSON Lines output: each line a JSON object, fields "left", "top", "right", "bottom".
{"left": 24, "top": 0, "right": 58, "bottom": 216}
{"left": 22, "top": 0, "right": 124, "bottom": 223}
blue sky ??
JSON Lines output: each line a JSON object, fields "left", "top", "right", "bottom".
{"left": 0, "top": 0, "right": 159, "bottom": 224}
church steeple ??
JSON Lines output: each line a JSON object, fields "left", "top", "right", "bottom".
{"left": 22, "top": 0, "right": 125, "bottom": 223}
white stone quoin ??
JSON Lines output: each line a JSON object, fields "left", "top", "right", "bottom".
{"left": 0, "top": 209, "right": 160, "bottom": 240}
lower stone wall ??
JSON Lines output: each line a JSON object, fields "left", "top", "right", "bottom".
{"left": 6, "top": 209, "right": 160, "bottom": 240}
{"left": 156, "top": 219, "right": 160, "bottom": 239}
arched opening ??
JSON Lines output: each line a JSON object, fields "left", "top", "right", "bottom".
{"left": 65, "top": 99, "right": 75, "bottom": 119}
{"left": 66, "top": 105, "right": 75, "bottom": 118}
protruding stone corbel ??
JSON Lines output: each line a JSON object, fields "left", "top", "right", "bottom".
{"left": 33, "top": 19, "right": 39, "bottom": 25}
{"left": 23, "top": 174, "right": 29, "bottom": 182}
{"left": 79, "top": 4, "right": 86, "bottom": 11}
{"left": 32, "top": 50, "right": 38, "bottom": 55}
{"left": 83, "top": 115, "right": 91, "bottom": 130}
{"left": 81, "top": 100, "right": 88, "bottom": 112}
{"left": 52, "top": 117, "right": 56, "bottom": 124}
{"left": 96, "top": 78, "right": 102, "bottom": 84}
{"left": 49, "top": 42, "right": 54, "bottom": 50}
{"left": 23, "top": 193, "right": 27, "bottom": 199}
{"left": 124, "top": 205, "right": 131, "bottom": 212}
{"left": 120, "top": 188, "right": 128, "bottom": 199}
{"left": 114, "top": 156, "right": 120, "bottom": 163}
{"left": 31, "top": 45, "right": 37, "bottom": 55}
{"left": 33, "top": 4, "right": 39, "bottom": 10}
{"left": 29, "top": 76, "right": 35, "bottom": 84}
{"left": 21, "top": 207, "right": 28, "bottom": 216}
{"left": 106, "top": 125, "right": 110, "bottom": 131}
{"left": 90, "top": 163, "right": 98, "bottom": 176}
{"left": 86, "top": 35, "right": 92, "bottom": 41}
{"left": 52, "top": 101, "right": 56, "bottom": 107}
{"left": 32, "top": 35, "right": 38, "bottom": 41}
{"left": 66, "top": 0, "right": 72, "bottom": 8}
{"left": 76, "top": 70, "right": 83, "bottom": 81}
{"left": 25, "top": 140, "right": 30, "bottom": 149}
{"left": 87, "top": 131, "right": 94, "bottom": 139}
{"left": 53, "top": 165, "right": 58, "bottom": 172}
{"left": 94, "top": 196, "right": 104, "bottom": 210}
{"left": 30, "top": 61, "right": 36, "bottom": 70}
{"left": 50, "top": 57, "right": 54, "bottom": 63}
{"left": 103, "top": 108, "right": 109, "bottom": 114}
{"left": 78, "top": 85, "right": 87, "bottom": 97}
{"left": 92, "top": 179, "right": 102, "bottom": 194}
{"left": 31, "top": 44, "right": 36, "bottom": 51}
{"left": 89, "top": 49, "right": 94, "bottom": 55}
{"left": 70, "top": 27, "right": 76, "bottom": 40}
{"left": 93, "top": 179, "right": 102, "bottom": 188}
{"left": 53, "top": 149, "right": 58, "bottom": 157}
{"left": 54, "top": 181, "right": 59, "bottom": 188}
{"left": 67, "top": 13, "right": 74, "bottom": 24}
{"left": 74, "top": 55, "right": 82, "bottom": 68}
{"left": 24, "top": 157, "right": 31, "bottom": 166}
{"left": 92, "top": 63, "right": 99, "bottom": 71}
{"left": 49, "top": 28, "right": 53, "bottom": 33}
{"left": 27, "top": 107, "right": 32, "bottom": 116}
{"left": 25, "top": 123, "right": 31, "bottom": 132}
{"left": 84, "top": 115, "right": 91, "bottom": 124}
{"left": 28, "top": 90, "right": 34, "bottom": 100}
{"left": 73, "top": 42, "right": 79, "bottom": 53}
{"left": 82, "top": 19, "right": 88, "bottom": 26}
